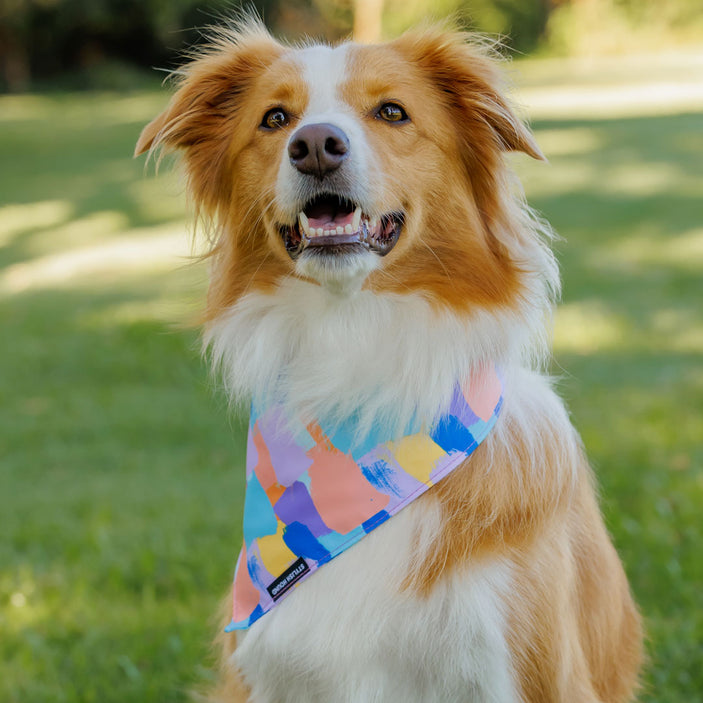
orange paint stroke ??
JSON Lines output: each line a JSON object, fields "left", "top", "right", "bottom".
{"left": 307, "top": 423, "right": 389, "bottom": 534}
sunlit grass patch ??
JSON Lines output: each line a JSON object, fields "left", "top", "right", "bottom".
{"left": 554, "top": 300, "right": 625, "bottom": 353}
{"left": 514, "top": 48, "right": 703, "bottom": 119}
{"left": 0, "top": 91, "right": 186, "bottom": 267}
{"left": 609, "top": 228, "right": 703, "bottom": 271}
{"left": 0, "top": 200, "right": 75, "bottom": 245}
{"left": 0, "top": 224, "right": 195, "bottom": 295}
{"left": 526, "top": 126, "right": 604, "bottom": 156}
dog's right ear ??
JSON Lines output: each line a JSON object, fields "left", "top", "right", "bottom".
{"left": 134, "top": 20, "right": 284, "bottom": 158}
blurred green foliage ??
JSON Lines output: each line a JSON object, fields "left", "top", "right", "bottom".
{"left": 383, "top": 0, "right": 551, "bottom": 52}
{"left": 545, "top": 0, "right": 703, "bottom": 56}
{"left": 0, "top": 0, "right": 269, "bottom": 91}
{"left": 2, "top": 0, "right": 702, "bottom": 92}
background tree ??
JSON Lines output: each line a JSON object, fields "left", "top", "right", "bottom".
{"left": 354, "top": 0, "right": 383, "bottom": 42}
{"left": 1, "top": 0, "right": 701, "bottom": 91}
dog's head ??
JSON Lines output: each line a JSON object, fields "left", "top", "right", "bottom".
{"left": 137, "top": 19, "right": 549, "bottom": 317}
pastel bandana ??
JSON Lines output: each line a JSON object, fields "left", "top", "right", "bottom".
{"left": 226, "top": 365, "right": 504, "bottom": 631}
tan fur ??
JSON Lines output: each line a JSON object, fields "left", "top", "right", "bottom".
{"left": 137, "top": 19, "right": 642, "bottom": 703}
{"left": 209, "top": 598, "right": 251, "bottom": 702}
{"left": 408, "top": 420, "right": 642, "bottom": 702}
{"left": 346, "top": 30, "right": 543, "bottom": 311}
{"left": 506, "top": 478, "right": 642, "bottom": 703}
{"left": 406, "top": 415, "right": 576, "bottom": 594}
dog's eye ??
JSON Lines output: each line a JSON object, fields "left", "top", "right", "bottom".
{"left": 261, "top": 108, "right": 290, "bottom": 130}
{"left": 376, "top": 103, "right": 409, "bottom": 124}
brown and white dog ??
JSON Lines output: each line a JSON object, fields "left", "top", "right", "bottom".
{"left": 136, "top": 19, "right": 642, "bottom": 703}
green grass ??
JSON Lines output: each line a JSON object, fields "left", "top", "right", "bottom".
{"left": 0, "top": 91, "right": 246, "bottom": 702}
{"left": 513, "top": 58, "right": 703, "bottom": 700}
{"left": 1, "top": 57, "right": 702, "bottom": 701}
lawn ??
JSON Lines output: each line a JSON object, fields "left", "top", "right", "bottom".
{"left": 1, "top": 53, "right": 702, "bottom": 701}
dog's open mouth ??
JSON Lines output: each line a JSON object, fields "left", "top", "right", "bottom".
{"left": 279, "top": 194, "right": 403, "bottom": 260}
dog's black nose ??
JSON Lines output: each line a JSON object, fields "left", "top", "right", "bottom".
{"left": 288, "top": 123, "right": 349, "bottom": 178}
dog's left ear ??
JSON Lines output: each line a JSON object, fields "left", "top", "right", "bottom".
{"left": 393, "top": 27, "right": 545, "bottom": 161}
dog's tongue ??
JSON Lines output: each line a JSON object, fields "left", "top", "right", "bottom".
{"left": 305, "top": 200, "right": 355, "bottom": 230}
{"left": 307, "top": 211, "right": 355, "bottom": 230}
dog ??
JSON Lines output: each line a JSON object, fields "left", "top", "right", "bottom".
{"left": 136, "top": 19, "right": 642, "bottom": 703}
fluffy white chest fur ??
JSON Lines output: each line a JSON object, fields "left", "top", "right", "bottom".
{"left": 233, "top": 504, "right": 518, "bottom": 703}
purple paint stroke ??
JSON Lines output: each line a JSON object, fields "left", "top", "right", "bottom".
{"left": 258, "top": 406, "right": 313, "bottom": 487}
{"left": 274, "top": 481, "right": 332, "bottom": 538}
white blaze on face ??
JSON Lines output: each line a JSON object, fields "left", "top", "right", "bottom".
{"left": 273, "top": 43, "right": 382, "bottom": 294}
{"left": 274, "top": 43, "right": 376, "bottom": 218}
{"left": 298, "top": 44, "right": 350, "bottom": 117}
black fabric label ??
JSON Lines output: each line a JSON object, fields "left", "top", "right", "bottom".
{"left": 267, "top": 557, "right": 310, "bottom": 601}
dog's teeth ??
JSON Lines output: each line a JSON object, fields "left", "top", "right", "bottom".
{"left": 298, "top": 212, "right": 310, "bottom": 236}
{"left": 352, "top": 207, "right": 361, "bottom": 231}
{"left": 316, "top": 228, "right": 324, "bottom": 237}
{"left": 344, "top": 224, "right": 353, "bottom": 234}
{"left": 335, "top": 226, "right": 343, "bottom": 234}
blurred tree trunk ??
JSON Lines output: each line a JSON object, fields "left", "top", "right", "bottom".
{"left": 0, "top": 27, "right": 31, "bottom": 91}
{"left": 353, "top": 0, "right": 383, "bottom": 42}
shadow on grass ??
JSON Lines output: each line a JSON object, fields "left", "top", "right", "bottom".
{"left": 0, "top": 91, "right": 186, "bottom": 269}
